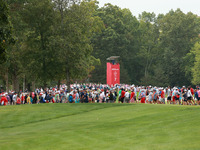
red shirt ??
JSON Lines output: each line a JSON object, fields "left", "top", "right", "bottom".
{"left": 17, "top": 98, "right": 21, "bottom": 104}
{"left": 73, "top": 94, "right": 76, "bottom": 99}
{"left": 131, "top": 92, "right": 135, "bottom": 99}
{"left": 32, "top": 92, "right": 35, "bottom": 98}
{"left": 21, "top": 96, "right": 24, "bottom": 101}
{"left": 161, "top": 90, "right": 165, "bottom": 98}
{"left": 191, "top": 88, "right": 194, "bottom": 95}
{"left": 121, "top": 90, "right": 125, "bottom": 98}
{"left": 1, "top": 97, "right": 8, "bottom": 105}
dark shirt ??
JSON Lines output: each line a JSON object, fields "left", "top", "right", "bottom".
{"left": 84, "top": 93, "right": 88, "bottom": 103}
{"left": 9, "top": 94, "right": 13, "bottom": 101}
{"left": 109, "top": 93, "right": 113, "bottom": 100}
{"left": 80, "top": 92, "right": 84, "bottom": 99}
{"left": 33, "top": 96, "right": 37, "bottom": 104}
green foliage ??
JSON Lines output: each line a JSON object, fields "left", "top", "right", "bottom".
{"left": 21, "top": 0, "right": 56, "bottom": 87}
{"left": 137, "top": 12, "right": 161, "bottom": 85}
{"left": 158, "top": 9, "right": 200, "bottom": 86}
{"left": 53, "top": 0, "right": 104, "bottom": 87}
{"left": 190, "top": 42, "right": 200, "bottom": 84}
{"left": 90, "top": 4, "right": 139, "bottom": 84}
{"left": 2, "top": 1, "right": 200, "bottom": 89}
{"left": 0, "top": 0, "right": 12, "bottom": 63}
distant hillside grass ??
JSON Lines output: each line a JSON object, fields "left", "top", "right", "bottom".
{"left": 0, "top": 104, "right": 200, "bottom": 150}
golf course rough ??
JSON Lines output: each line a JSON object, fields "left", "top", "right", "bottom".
{"left": 0, "top": 103, "right": 200, "bottom": 150}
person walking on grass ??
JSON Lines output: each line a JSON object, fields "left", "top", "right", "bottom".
{"left": 6, "top": 93, "right": 10, "bottom": 105}
{"left": 160, "top": 88, "right": 165, "bottom": 104}
{"left": 153, "top": 89, "right": 158, "bottom": 104}
{"left": 172, "top": 88, "right": 176, "bottom": 104}
{"left": 99, "top": 91, "right": 104, "bottom": 103}
{"left": 12, "top": 93, "right": 17, "bottom": 105}
{"left": 148, "top": 89, "right": 153, "bottom": 104}
{"left": 187, "top": 87, "right": 193, "bottom": 105}
{"left": 120, "top": 89, "right": 125, "bottom": 103}
{"left": 140, "top": 89, "right": 146, "bottom": 104}
{"left": 109, "top": 91, "right": 114, "bottom": 103}
{"left": 32, "top": 93, "right": 37, "bottom": 104}
{"left": 1, "top": 94, "right": 8, "bottom": 106}
{"left": 75, "top": 90, "right": 80, "bottom": 103}
{"left": 197, "top": 88, "right": 200, "bottom": 105}
{"left": 55, "top": 92, "right": 60, "bottom": 103}
{"left": 83, "top": 90, "right": 89, "bottom": 103}
{"left": 105, "top": 91, "right": 109, "bottom": 103}
{"left": 130, "top": 89, "right": 135, "bottom": 103}
{"left": 175, "top": 88, "right": 180, "bottom": 105}
{"left": 60, "top": 91, "right": 65, "bottom": 103}
{"left": 16, "top": 95, "right": 21, "bottom": 105}
{"left": 27, "top": 93, "right": 31, "bottom": 104}
{"left": 166, "top": 87, "right": 172, "bottom": 104}
{"left": 183, "top": 89, "right": 188, "bottom": 105}
{"left": 124, "top": 90, "right": 130, "bottom": 103}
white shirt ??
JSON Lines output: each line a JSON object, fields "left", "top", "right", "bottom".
{"left": 13, "top": 94, "right": 17, "bottom": 102}
{"left": 125, "top": 92, "right": 130, "bottom": 98}
{"left": 75, "top": 93, "right": 79, "bottom": 100}
{"left": 167, "top": 89, "right": 171, "bottom": 96}
{"left": 100, "top": 92, "right": 105, "bottom": 99}
{"left": 187, "top": 90, "right": 192, "bottom": 97}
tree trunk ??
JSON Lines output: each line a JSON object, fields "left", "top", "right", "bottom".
{"left": 58, "top": 80, "right": 61, "bottom": 90}
{"left": 40, "top": 32, "right": 47, "bottom": 89}
{"left": 12, "top": 74, "right": 19, "bottom": 93}
{"left": 66, "top": 67, "right": 70, "bottom": 92}
{"left": 27, "top": 83, "right": 31, "bottom": 92}
{"left": 23, "top": 75, "right": 25, "bottom": 92}
{"left": 32, "top": 81, "right": 35, "bottom": 92}
{"left": 12, "top": 65, "right": 19, "bottom": 93}
{"left": 5, "top": 68, "right": 9, "bottom": 93}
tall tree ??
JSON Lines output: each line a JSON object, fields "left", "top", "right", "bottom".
{"left": 91, "top": 3, "right": 140, "bottom": 84}
{"left": 0, "top": 0, "right": 12, "bottom": 63}
{"left": 0, "top": 0, "right": 17, "bottom": 92}
{"left": 158, "top": 9, "right": 200, "bottom": 86}
{"left": 52, "top": 0, "right": 81, "bottom": 88}
{"left": 21, "top": 0, "right": 56, "bottom": 88}
{"left": 137, "top": 12, "right": 161, "bottom": 85}
{"left": 185, "top": 42, "right": 200, "bottom": 85}
{"left": 53, "top": 0, "right": 103, "bottom": 90}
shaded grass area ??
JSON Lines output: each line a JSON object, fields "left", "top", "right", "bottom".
{"left": 1, "top": 104, "right": 200, "bottom": 150}
{"left": 0, "top": 104, "right": 121, "bottom": 129}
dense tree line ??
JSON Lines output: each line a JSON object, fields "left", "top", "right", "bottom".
{"left": 90, "top": 5, "right": 200, "bottom": 87}
{"left": 0, "top": 0, "right": 103, "bottom": 92}
{"left": 0, "top": 0, "right": 200, "bottom": 92}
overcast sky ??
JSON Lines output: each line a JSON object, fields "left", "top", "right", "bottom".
{"left": 98, "top": 0, "right": 200, "bottom": 17}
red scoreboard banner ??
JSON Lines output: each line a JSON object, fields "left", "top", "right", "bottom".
{"left": 107, "top": 63, "right": 120, "bottom": 86}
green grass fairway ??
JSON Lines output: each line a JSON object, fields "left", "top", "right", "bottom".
{"left": 1, "top": 104, "right": 200, "bottom": 150}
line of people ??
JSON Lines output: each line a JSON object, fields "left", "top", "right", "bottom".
{"left": 118, "top": 86, "right": 199, "bottom": 105}
{"left": 0, "top": 84, "right": 200, "bottom": 106}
